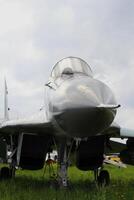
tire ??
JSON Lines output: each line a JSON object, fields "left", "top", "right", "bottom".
{"left": 0, "top": 167, "right": 11, "bottom": 179}
{"left": 97, "top": 170, "right": 110, "bottom": 186}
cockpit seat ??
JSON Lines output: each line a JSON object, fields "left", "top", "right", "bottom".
{"left": 62, "top": 67, "right": 74, "bottom": 76}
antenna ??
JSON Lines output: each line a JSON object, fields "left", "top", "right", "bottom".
{"left": 4, "top": 79, "right": 9, "bottom": 121}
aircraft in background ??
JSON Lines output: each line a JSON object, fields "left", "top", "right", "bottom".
{"left": 0, "top": 57, "right": 133, "bottom": 187}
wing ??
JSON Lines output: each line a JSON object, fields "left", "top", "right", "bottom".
{"left": 0, "top": 110, "right": 53, "bottom": 135}
{"left": 102, "top": 122, "right": 121, "bottom": 137}
{"left": 103, "top": 122, "right": 126, "bottom": 154}
{"left": 103, "top": 122, "right": 134, "bottom": 138}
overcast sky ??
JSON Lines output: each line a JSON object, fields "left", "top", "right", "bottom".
{"left": 0, "top": 0, "right": 134, "bottom": 128}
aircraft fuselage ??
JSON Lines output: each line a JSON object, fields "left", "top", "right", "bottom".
{"left": 45, "top": 58, "right": 117, "bottom": 138}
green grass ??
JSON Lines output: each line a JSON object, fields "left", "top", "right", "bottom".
{"left": 0, "top": 165, "right": 134, "bottom": 200}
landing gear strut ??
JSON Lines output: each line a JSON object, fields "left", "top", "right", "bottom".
{"left": 57, "top": 140, "right": 68, "bottom": 187}
{"left": 56, "top": 138, "right": 74, "bottom": 188}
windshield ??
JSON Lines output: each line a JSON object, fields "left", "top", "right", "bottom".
{"left": 51, "top": 57, "right": 93, "bottom": 79}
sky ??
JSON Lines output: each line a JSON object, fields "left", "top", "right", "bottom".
{"left": 0, "top": 0, "right": 134, "bottom": 128}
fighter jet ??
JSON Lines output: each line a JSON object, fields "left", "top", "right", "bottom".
{"left": 0, "top": 57, "right": 133, "bottom": 187}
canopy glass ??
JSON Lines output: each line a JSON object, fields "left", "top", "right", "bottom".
{"left": 51, "top": 57, "right": 93, "bottom": 79}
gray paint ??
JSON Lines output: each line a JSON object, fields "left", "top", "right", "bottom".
{"left": 0, "top": 57, "right": 119, "bottom": 138}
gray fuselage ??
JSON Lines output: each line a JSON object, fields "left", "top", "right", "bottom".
{"left": 45, "top": 57, "right": 117, "bottom": 138}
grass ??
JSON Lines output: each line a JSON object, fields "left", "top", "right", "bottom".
{"left": 0, "top": 164, "right": 134, "bottom": 200}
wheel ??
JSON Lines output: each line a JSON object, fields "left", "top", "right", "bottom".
{"left": 0, "top": 167, "right": 11, "bottom": 179}
{"left": 97, "top": 170, "right": 110, "bottom": 186}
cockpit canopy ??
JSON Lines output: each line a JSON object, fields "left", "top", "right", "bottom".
{"left": 51, "top": 57, "right": 93, "bottom": 79}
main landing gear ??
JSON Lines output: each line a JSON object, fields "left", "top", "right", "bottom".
{"left": 94, "top": 168, "right": 110, "bottom": 187}
{"left": 0, "top": 135, "right": 16, "bottom": 179}
{"left": 0, "top": 167, "right": 11, "bottom": 179}
{"left": 0, "top": 165, "right": 16, "bottom": 179}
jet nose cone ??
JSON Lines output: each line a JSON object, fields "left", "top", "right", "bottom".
{"left": 55, "top": 107, "right": 116, "bottom": 138}
{"left": 56, "top": 76, "right": 116, "bottom": 110}
{"left": 68, "top": 80, "right": 101, "bottom": 107}
{"left": 52, "top": 76, "right": 117, "bottom": 138}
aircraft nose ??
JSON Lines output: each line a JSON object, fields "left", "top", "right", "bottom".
{"left": 52, "top": 76, "right": 117, "bottom": 138}
{"left": 66, "top": 80, "right": 101, "bottom": 108}
{"left": 55, "top": 76, "right": 116, "bottom": 110}
{"left": 55, "top": 107, "right": 116, "bottom": 138}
